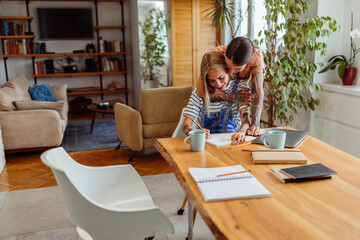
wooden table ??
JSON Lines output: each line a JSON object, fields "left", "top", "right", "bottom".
{"left": 86, "top": 99, "right": 122, "bottom": 133}
{"left": 154, "top": 132, "right": 360, "bottom": 240}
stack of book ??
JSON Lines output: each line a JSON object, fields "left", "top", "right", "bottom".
{"left": 0, "top": 20, "right": 26, "bottom": 36}
{"left": 270, "top": 163, "right": 337, "bottom": 183}
{"left": 100, "top": 57, "right": 124, "bottom": 72}
{"left": 99, "top": 39, "right": 123, "bottom": 53}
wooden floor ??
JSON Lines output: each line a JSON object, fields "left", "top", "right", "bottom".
{"left": 0, "top": 112, "right": 173, "bottom": 192}
{"left": 0, "top": 147, "right": 172, "bottom": 192}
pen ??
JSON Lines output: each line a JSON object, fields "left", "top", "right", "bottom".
{"left": 229, "top": 141, "right": 252, "bottom": 149}
{"left": 191, "top": 119, "right": 206, "bottom": 132}
{"left": 217, "top": 169, "right": 251, "bottom": 177}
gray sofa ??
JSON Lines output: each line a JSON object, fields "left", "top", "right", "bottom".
{"left": 0, "top": 74, "right": 68, "bottom": 152}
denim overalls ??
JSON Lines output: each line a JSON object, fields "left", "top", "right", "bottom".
{"left": 200, "top": 79, "right": 240, "bottom": 134}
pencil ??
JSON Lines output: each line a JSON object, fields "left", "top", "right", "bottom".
{"left": 191, "top": 119, "right": 206, "bottom": 132}
{"left": 229, "top": 141, "right": 252, "bottom": 149}
{"left": 295, "top": 135, "right": 309, "bottom": 149}
{"left": 217, "top": 170, "right": 251, "bottom": 177}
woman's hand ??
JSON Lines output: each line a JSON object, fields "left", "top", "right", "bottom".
{"left": 231, "top": 131, "right": 246, "bottom": 144}
{"left": 246, "top": 126, "right": 262, "bottom": 136}
{"left": 204, "top": 129, "right": 211, "bottom": 139}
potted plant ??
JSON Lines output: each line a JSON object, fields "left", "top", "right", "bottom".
{"left": 319, "top": 28, "right": 360, "bottom": 85}
{"left": 139, "top": 8, "right": 167, "bottom": 88}
{"left": 203, "top": 0, "right": 251, "bottom": 40}
{"left": 253, "top": 0, "right": 339, "bottom": 127}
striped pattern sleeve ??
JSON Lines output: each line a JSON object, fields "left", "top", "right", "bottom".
{"left": 183, "top": 88, "right": 203, "bottom": 120}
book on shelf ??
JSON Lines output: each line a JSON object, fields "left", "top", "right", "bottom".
{"left": 100, "top": 57, "right": 124, "bottom": 72}
{"left": 205, "top": 133, "right": 256, "bottom": 147}
{"left": 252, "top": 149, "right": 308, "bottom": 164}
{"left": 270, "top": 166, "right": 332, "bottom": 183}
{"left": 0, "top": 20, "right": 26, "bottom": 36}
{"left": 99, "top": 39, "right": 123, "bottom": 53}
{"left": 189, "top": 164, "right": 270, "bottom": 201}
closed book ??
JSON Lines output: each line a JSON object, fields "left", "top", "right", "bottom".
{"left": 280, "top": 163, "right": 337, "bottom": 179}
{"left": 270, "top": 167, "right": 332, "bottom": 183}
{"left": 252, "top": 149, "right": 307, "bottom": 164}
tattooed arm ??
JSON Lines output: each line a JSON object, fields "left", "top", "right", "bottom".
{"left": 182, "top": 116, "right": 211, "bottom": 138}
{"left": 182, "top": 116, "right": 194, "bottom": 136}
{"left": 231, "top": 108, "right": 250, "bottom": 144}
{"left": 246, "top": 72, "right": 264, "bottom": 136}
{"left": 208, "top": 87, "right": 251, "bottom": 106}
{"left": 239, "top": 108, "right": 251, "bottom": 133}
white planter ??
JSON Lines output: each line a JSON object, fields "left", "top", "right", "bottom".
{"left": 145, "top": 80, "right": 159, "bottom": 89}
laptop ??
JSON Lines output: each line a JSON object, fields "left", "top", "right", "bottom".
{"left": 253, "top": 129, "right": 309, "bottom": 148}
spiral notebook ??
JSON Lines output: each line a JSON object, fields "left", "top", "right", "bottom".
{"left": 188, "top": 165, "right": 271, "bottom": 202}
{"left": 206, "top": 133, "right": 257, "bottom": 147}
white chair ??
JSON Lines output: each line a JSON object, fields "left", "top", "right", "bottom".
{"left": 41, "top": 147, "right": 174, "bottom": 240}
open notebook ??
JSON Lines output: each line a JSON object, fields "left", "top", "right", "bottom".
{"left": 189, "top": 165, "right": 270, "bottom": 202}
{"left": 206, "top": 133, "right": 257, "bottom": 147}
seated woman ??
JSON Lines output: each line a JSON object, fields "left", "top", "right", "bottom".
{"left": 182, "top": 51, "right": 251, "bottom": 144}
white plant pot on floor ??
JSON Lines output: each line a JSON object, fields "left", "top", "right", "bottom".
{"left": 145, "top": 80, "right": 159, "bottom": 89}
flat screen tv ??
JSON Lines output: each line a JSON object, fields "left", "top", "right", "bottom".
{"left": 38, "top": 8, "right": 93, "bottom": 40}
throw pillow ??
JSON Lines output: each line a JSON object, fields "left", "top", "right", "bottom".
{"left": 28, "top": 84, "right": 57, "bottom": 102}
{"left": 0, "top": 74, "right": 31, "bottom": 111}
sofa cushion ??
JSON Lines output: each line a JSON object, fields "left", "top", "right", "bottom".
{"left": 28, "top": 84, "right": 57, "bottom": 101}
{"left": 0, "top": 74, "right": 31, "bottom": 111}
{"left": 51, "top": 84, "right": 68, "bottom": 102}
{"left": 14, "top": 100, "right": 68, "bottom": 121}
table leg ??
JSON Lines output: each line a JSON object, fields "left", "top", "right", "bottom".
{"left": 90, "top": 112, "right": 96, "bottom": 134}
{"left": 188, "top": 199, "right": 193, "bottom": 240}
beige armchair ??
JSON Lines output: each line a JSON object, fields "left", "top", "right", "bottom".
{"left": 114, "top": 86, "right": 193, "bottom": 161}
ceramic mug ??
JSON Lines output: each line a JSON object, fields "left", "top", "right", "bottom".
{"left": 263, "top": 130, "right": 286, "bottom": 149}
{"left": 183, "top": 130, "right": 206, "bottom": 152}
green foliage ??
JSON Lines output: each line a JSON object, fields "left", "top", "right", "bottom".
{"left": 318, "top": 55, "right": 348, "bottom": 78}
{"left": 203, "top": 0, "right": 251, "bottom": 39}
{"left": 253, "top": 0, "right": 339, "bottom": 127}
{"left": 139, "top": 8, "right": 167, "bottom": 82}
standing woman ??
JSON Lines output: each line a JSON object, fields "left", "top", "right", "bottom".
{"left": 196, "top": 37, "right": 264, "bottom": 136}
{"left": 182, "top": 51, "right": 251, "bottom": 144}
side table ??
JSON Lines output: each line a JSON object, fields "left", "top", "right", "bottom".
{"left": 86, "top": 99, "right": 122, "bottom": 134}
{"left": 0, "top": 123, "right": 5, "bottom": 174}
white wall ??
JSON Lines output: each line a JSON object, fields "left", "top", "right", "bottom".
{"left": 310, "top": 0, "right": 360, "bottom": 158}
{"left": 0, "top": 0, "right": 141, "bottom": 107}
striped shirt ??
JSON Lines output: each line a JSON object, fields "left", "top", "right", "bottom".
{"left": 183, "top": 80, "right": 249, "bottom": 131}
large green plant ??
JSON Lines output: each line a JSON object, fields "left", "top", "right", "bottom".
{"left": 203, "top": 0, "right": 251, "bottom": 39}
{"left": 254, "top": 0, "right": 339, "bottom": 127}
{"left": 139, "top": 8, "right": 166, "bottom": 82}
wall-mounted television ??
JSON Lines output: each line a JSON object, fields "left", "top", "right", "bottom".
{"left": 37, "top": 8, "right": 94, "bottom": 40}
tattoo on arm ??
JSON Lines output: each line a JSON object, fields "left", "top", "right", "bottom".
{"left": 182, "top": 124, "right": 192, "bottom": 136}
{"left": 251, "top": 72, "right": 264, "bottom": 127}
{"left": 209, "top": 89, "right": 249, "bottom": 105}
{"left": 239, "top": 108, "right": 250, "bottom": 133}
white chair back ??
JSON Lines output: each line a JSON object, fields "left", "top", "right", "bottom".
{"left": 41, "top": 147, "right": 174, "bottom": 240}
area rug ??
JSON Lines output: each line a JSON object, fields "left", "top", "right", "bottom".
{"left": 0, "top": 174, "right": 214, "bottom": 240}
{"left": 61, "top": 119, "right": 120, "bottom": 152}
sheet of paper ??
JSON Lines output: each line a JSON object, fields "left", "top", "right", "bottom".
{"left": 206, "top": 133, "right": 256, "bottom": 147}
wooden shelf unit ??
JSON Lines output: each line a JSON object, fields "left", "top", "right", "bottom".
{"left": 67, "top": 88, "right": 128, "bottom": 96}
{"left": 2, "top": 51, "right": 127, "bottom": 58}
{"left": 94, "top": 25, "right": 126, "bottom": 29}
{"left": 0, "top": 35, "right": 34, "bottom": 39}
{"left": 33, "top": 71, "right": 128, "bottom": 78}
{"left": 0, "top": 0, "right": 129, "bottom": 105}
{"left": 0, "top": 16, "right": 32, "bottom": 20}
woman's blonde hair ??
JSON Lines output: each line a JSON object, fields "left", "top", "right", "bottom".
{"left": 200, "top": 51, "right": 228, "bottom": 115}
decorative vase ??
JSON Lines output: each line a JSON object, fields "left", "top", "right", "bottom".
{"left": 342, "top": 67, "right": 357, "bottom": 86}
